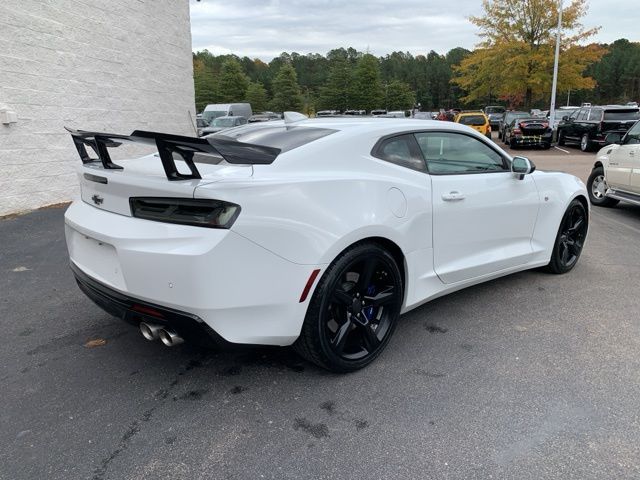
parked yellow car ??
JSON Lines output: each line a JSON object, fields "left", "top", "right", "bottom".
{"left": 454, "top": 112, "right": 492, "bottom": 138}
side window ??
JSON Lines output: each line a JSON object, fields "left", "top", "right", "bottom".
{"left": 373, "top": 134, "right": 426, "bottom": 172}
{"left": 415, "top": 132, "right": 507, "bottom": 174}
{"left": 589, "top": 109, "right": 603, "bottom": 121}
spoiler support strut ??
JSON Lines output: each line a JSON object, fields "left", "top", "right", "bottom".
{"left": 66, "top": 128, "right": 281, "bottom": 181}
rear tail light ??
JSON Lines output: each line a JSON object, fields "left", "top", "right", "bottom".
{"left": 513, "top": 128, "right": 521, "bottom": 134}
{"left": 129, "top": 197, "right": 240, "bottom": 229}
{"left": 541, "top": 122, "right": 549, "bottom": 128}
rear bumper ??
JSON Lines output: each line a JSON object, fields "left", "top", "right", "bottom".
{"left": 512, "top": 133, "right": 552, "bottom": 146}
{"left": 65, "top": 200, "right": 320, "bottom": 346}
{"left": 72, "top": 262, "right": 228, "bottom": 347}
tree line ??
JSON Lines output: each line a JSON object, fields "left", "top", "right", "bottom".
{"left": 193, "top": 1, "right": 640, "bottom": 114}
{"left": 193, "top": 47, "right": 468, "bottom": 114}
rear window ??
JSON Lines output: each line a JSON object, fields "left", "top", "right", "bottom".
{"left": 506, "top": 112, "right": 529, "bottom": 123}
{"left": 604, "top": 110, "right": 640, "bottom": 121}
{"left": 458, "top": 115, "right": 487, "bottom": 126}
{"left": 213, "top": 126, "right": 337, "bottom": 152}
{"left": 485, "top": 107, "right": 505, "bottom": 114}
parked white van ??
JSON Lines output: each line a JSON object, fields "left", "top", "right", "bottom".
{"left": 202, "top": 103, "right": 252, "bottom": 124}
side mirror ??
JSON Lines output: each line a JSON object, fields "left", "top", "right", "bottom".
{"left": 604, "top": 132, "right": 623, "bottom": 145}
{"left": 511, "top": 156, "right": 536, "bottom": 180}
{"left": 562, "top": 116, "right": 569, "bottom": 121}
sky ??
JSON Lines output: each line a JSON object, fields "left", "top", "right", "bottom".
{"left": 189, "top": 0, "right": 638, "bottom": 61}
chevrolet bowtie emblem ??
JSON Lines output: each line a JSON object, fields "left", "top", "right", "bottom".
{"left": 91, "top": 194, "right": 104, "bottom": 206}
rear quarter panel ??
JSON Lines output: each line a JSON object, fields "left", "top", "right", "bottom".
{"left": 194, "top": 138, "right": 433, "bottom": 266}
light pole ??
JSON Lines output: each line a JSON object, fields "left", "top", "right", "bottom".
{"left": 549, "top": 0, "right": 563, "bottom": 134}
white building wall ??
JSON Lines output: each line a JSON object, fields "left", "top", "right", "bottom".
{"left": 0, "top": 0, "right": 195, "bottom": 216}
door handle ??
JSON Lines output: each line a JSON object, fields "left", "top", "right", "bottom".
{"left": 442, "top": 191, "right": 465, "bottom": 201}
{"left": 630, "top": 151, "right": 635, "bottom": 156}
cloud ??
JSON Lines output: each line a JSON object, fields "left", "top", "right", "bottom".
{"left": 189, "top": 0, "right": 630, "bottom": 61}
{"left": 190, "top": 0, "right": 483, "bottom": 59}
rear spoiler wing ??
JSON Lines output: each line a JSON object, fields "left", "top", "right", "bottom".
{"left": 66, "top": 128, "right": 281, "bottom": 181}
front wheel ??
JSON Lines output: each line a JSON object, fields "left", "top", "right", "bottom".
{"left": 546, "top": 199, "right": 588, "bottom": 274}
{"left": 587, "top": 166, "right": 619, "bottom": 207}
{"left": 294, "top": 243, "right": 403, "bottom": 373}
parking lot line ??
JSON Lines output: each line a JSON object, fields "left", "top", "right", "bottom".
{"left": 554, "top": 146, "right": 570, "bottom": 154}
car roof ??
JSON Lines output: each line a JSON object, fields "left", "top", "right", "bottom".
{"left": 242, "top": 117, "right": 478, "bottom": 138}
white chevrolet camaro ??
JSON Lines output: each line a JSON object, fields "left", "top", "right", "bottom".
{"left": 65, "top": 115, "right": 589, "bottom": 372}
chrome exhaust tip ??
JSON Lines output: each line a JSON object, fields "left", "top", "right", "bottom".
{"left": 158, "top": 328, "right": 184, "bottom": 347}
{"left": 139, "top": 322, "right": 163, "bottom": 341}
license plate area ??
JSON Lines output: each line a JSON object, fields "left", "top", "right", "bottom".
{"left": 67, "top": 228, "right": 126, "bottom": 290}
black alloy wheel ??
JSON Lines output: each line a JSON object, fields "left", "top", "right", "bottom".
{"left": 294, "top": 243, "right": 403, "bottom": 372}
{"left": 546, "top": 199, "right": 589, "bottom": 274}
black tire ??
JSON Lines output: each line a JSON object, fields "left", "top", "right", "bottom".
{"left": 586, "top": 166, "right": 619, "bottom": 207}
{"left": 580, "top": 134, "right": 592, "bottom": 152}
{"left": 546, "top": 199, "right": 588, "bottom": 274}
{"left": 509, "top": 137, "right": 516, "bottom": 149}
{"left": 294, "top": 242, "right": 403, "bottom": 373}
{"left": 542, "top": 142, "right": 551, "bottom": 150}
{"left": 557, "top": 130, "right": 565, "bottom": 146}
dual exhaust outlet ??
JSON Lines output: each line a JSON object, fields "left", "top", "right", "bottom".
{"left": 139, "top": 322, "right": 184, "bottom": 347}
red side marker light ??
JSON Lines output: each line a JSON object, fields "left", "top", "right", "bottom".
{"left": 132, "top": 304, "right": 164, "bottom": 318}
{"left": 299, "top": 269, "right": 321, "bottom": 303}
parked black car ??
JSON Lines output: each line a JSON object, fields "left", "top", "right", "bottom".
{"left": 557, "top": 105, "right": 640, "bottom": 152}
{"left": 504, "top": 117, "right": 552, "bottom": 149}
{"left": 498, "top": 111, "right": 529, "bottom": 142}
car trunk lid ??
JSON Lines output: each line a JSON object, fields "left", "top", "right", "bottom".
{"left": 518, "top": 119, "right": 549, "bottom": 135}
{"left": 79, "top": 156, "right": 253, "bottom": 216}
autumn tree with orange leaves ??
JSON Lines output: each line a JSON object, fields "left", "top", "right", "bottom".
{"left": 454, "top": 0, "right": 605, "bottom": 108}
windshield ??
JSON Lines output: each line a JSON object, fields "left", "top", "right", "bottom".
{"left": 459, "top": 115, "right": 487, "bottom": 126}
{"left": 485, "top": 107, "right": 505, "bottom": 114}
{"left": 624, "top": 121, "right": 640, "bottom": 144}
{"left": 604, "top": 110, "right": 640, "bottom": 121}
{"left": 212, "top": 117, "right": 237, "bottom": 128}
{"left": 202, "top": 110, "right": 227, "bottom": 123}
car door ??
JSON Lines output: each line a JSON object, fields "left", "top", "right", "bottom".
{"left": 571, "top": 108, "right": 591, "bottom": 140}
{"left": 563, "top": 109, "right": 580, "bottom": 140}
{"left": 415, "top": 131, "right": 540, "bottom": 284}
{"left": 615, "top": 121, "right": 640, "bottom": 193}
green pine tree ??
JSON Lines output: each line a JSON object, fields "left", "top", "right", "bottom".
{"left": 318, "top": 57, "right": 353, "bottom": 111}
{"left": 351, "top": 54, "right": 384, "bottom": 111}
{"left": 193, "top": 59, "right": 218, "bottom": 113}
{"left": 270, "top": 63, "right": 303, "bottom": 112}
{"left": 218, "top": 59, "right": 250, "bottom": 103}
{"left": 245, "top": 81, "right": 269, "bottom": 112}
{"left": 385, "top": 80, "right": 416, "bottom": 111}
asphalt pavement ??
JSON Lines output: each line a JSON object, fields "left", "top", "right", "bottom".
{"left": 2, "top": 146, "right": 640, "bottom": 479}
